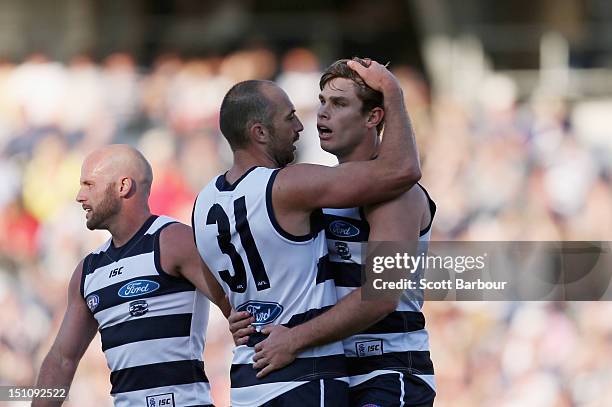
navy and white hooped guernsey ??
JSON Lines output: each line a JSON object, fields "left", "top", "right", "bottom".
{"left": 322, "top": 184, "right": 437, "bottom": 392}
{"left": 193, "top": 167, "right": 347, "bottom": 406}
{"left": 80, "top": 215, "right": 212, "bottom": 407}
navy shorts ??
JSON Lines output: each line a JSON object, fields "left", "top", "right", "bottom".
{"left": 259, "top": 379, "right": 349, "bottom": 407}
{"left": 350, "top": 373, "right": 435, "bottom": 407}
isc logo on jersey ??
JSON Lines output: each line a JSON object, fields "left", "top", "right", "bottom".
{"left": 356, "top": 339, "right": 383, "bottom": 357}
{"left": 145, "top": 393, "right": 174, "bottom": 407}
{"left": 108, "top": 266, "right": 124, "bottom": 278}
{"left": 236, "top": 301, "right": 283, "bottom": 327}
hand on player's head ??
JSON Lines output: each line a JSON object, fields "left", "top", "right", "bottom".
{"left": 347, "top": 57, "right": 400, "bottom": 93}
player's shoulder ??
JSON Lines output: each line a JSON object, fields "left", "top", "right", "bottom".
{"left": 74, "top": 257, "right": 86, "bottom": 275}
{"left": 401, "top": 183, "right": 430, "bottom": 208}
{"left": 71, "top": 256, "right": 88, "bottom": 296}
{"left": 402, "top": 183, "right": 435, "bottom": 232}
{"left": 376, "top": 183, "right": 432, "bottom": 228}
{"left": 145, "top": 215, "right": 180, "bottom": 234}
{"left": 193, "top": 172, "right": 224, "bottom": 203}
{"left": 80, "top": 238, "right": 111, "bottom": 278}
{"left": 158, "top": 221, "right": 199, "bottom": 275}
{"left": 159, "top": 221, "right": 192, "bottom": 244}
{"left": 270, "top": 164, "right": 324, "bottom": 213}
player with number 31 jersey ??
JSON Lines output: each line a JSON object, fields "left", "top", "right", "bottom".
{"left": 193, "top": 166, "right": 343, "bottom": 406}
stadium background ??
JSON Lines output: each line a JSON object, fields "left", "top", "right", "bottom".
{"left": 0, "top": 0, "right": 611, "bottom": 406}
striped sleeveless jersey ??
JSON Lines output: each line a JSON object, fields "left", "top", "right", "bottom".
{"left": 322, "top": 184, "right": 436, "bottom": 391}
{"left": 193, "top": 167, "right": 347, "bottom": 406}
{"left": 80, "top": 215, "right": 212, "bottom": 407}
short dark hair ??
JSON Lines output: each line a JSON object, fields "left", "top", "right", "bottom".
{"left": 219, "top": 80, "right": 276, "bottom": 150}
{"left": 319, "top": 59, "right": 385, "bottom": 135}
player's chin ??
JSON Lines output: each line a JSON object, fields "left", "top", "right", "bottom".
{"left": 86, "top": 214, "right": 104, "bottom": 230}
{"left": 277, "top": 151, "right": 296, "bottom": 167}
{"left": 319, "top": 138, "right": 337, "bottom": 154}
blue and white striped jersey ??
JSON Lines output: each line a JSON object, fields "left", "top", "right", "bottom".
{"left": 322, "top": 184, "right": 436, "bottom": 391}
{"left": 193, "top": 166, "right": 347, "bottom": 406}
{"left": 80, "top": 215, "right": 212, "bottom": 407}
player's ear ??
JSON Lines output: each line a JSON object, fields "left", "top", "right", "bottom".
{"left": 366, "top": 107, "right": 384, "bottom": 129}
{"left": 249, "top": 122, "right": 269, "bottom": 145}
{"left": 118, "top": 176, "right": 134, "bottom": 197}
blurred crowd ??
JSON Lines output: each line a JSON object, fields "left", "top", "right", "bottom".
{"left": 0, "top": 47, "right": 610, "bottom": 406}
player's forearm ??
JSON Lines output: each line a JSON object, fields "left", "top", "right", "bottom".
{"left": 214, "top": 295, "right": 232, "bottom": 319}
{"left": 376, "top": 84, "right": 421, "bottom": 187}
{"left": 32, "top": 352, "right": 77, "bottom": 407}
{"left": 289, "top": 289, "right": 397, "bottom": 352}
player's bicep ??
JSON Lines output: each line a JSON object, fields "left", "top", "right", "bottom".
{"left": 365, "top": 185, "right": 426, "bottom": 241}
{"left": 162, "top": 224, "right": 230, "bottom": 316}
{"left": 199, "top": 256, "right": 231, "bottom": 318}
{"left": 276, "top": 161, "right": 411, "bottom": 211}
{"left": 364, "top": 188, "right": 427, "bottom": 303}
{"left": 52, "top": 261, "right": 98, "bottom": 362}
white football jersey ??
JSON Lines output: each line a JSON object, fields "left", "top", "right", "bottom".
{"left": 322, "top": 184, "right": 436, "bottom": 391}
{"left": 81, "top": 215, "right": 212, "bottom": 407}
{"left": 193, "top": 166, "right": 347, "bottom": 406}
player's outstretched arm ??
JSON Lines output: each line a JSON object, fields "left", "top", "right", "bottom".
{"left": 275, "top": 59, "right": 421, "bottom": 211}
{"left": 33, "top": 261, "right": 98, "bottom": 407}
{"left": 250, "top": 186, "right": 429, "bottom": 378}
{"left": 160, "top": 223, "right": 231, "bottom": 318}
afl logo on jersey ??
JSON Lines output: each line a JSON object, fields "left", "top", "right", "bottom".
{"left": 329, "top": 220, "right": 360, "bottom": 238}
{"left": 236, "top": 300, "right": 283, "bottom": 326}
{"left": 118, "top": 279, "right": 160, "bottom": 298}
{"left": 86, "top": 294, "right": 100, "bottom": 312}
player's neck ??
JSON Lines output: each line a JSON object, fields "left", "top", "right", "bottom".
{"left": 337, "top": 133, "right": 380, "bottom": 164}
{"left": 229, "top": 149, "right": 276, "bottom": 183}
{"left": 108, "top": 208, "right": 152, "bottom": 248}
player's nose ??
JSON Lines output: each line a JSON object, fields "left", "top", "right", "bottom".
{"left": 317, "top": 104, "right": 329, "bottom": 120}
{"left": 76, "top": 187, "right": 86, "bottom": 203}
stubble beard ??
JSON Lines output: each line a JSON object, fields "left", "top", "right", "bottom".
{"left": 86, "top": 183, "right": 121, "bottom": 230}
{"left": 269, "top": 128, "right": 295, "bottom": 168}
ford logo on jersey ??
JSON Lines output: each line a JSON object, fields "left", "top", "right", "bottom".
{"left": 329, "top": 220, "right": 360, "bottom": 238}
{"left": 118, "top": 279, "right": 160, "bottom": 298}
{"left": 236, "top": 300, "right": 283, "bottom": 326}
